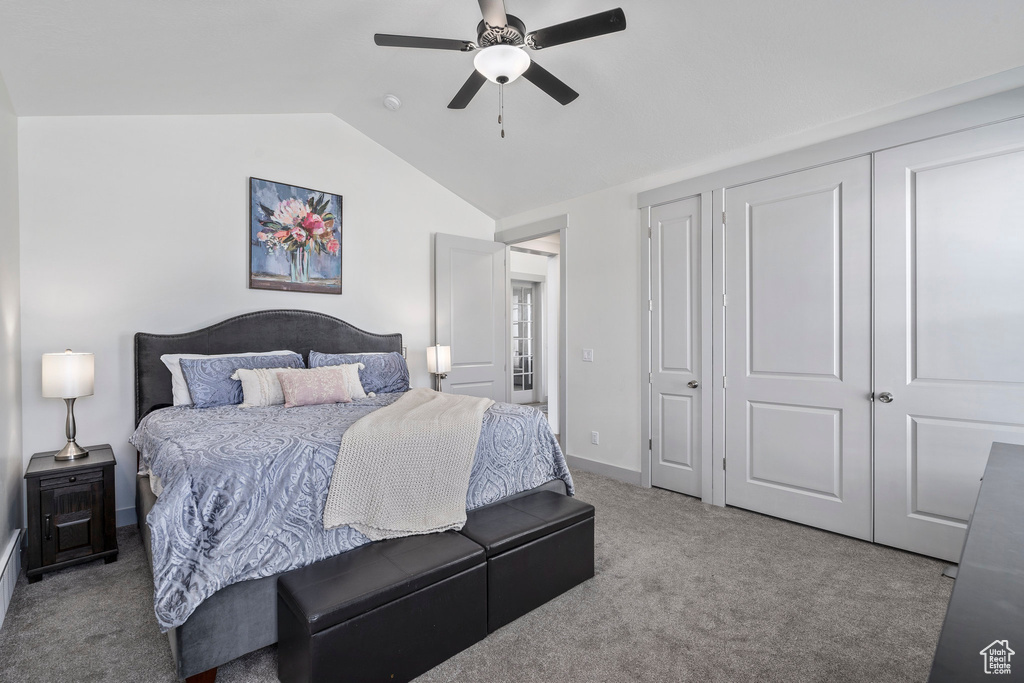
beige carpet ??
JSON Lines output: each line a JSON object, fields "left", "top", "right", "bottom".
{"left": 0, "top": 470, "right": 951, "bottom": 682}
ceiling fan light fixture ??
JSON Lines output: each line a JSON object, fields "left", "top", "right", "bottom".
{"left": 473, "top": 45, "right": 531, "bottom": 84}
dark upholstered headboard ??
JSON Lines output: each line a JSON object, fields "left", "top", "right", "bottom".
{"left": 134, "top": 310, "right": 402, "bottom": 424}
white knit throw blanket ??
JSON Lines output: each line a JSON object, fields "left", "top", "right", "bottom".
{"left": 323, "top": 388, "right": 495, "bottom": 540}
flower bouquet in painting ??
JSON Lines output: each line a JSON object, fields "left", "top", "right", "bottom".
{"left": 249, "top": 178, "right": 343, "bottom": 294}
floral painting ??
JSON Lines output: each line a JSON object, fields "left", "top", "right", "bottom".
{"left": 249, "top": 178, "right": 342, "bottom": 294}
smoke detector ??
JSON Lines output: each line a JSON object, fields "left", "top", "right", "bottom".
{"left": 383, "top": 94, "right": 402, "bottom": 111}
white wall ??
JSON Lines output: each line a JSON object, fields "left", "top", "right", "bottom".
{"left": 499, "top": 190, "right": 641, "bottom": 474}
{"left": 0, "top": 72, "right": 22, "bottom": 560}
{"left": 510, "top": 251, "right": 548, "bottom": 276}
{"left": 18, "top": 113, "right": 495, "bottom": 525}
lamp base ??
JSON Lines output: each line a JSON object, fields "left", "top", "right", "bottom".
{"left": 55, "top": 440, "right": 90, "bottom": 461}
{"left": 433, "top": 373, "right": 448, "bottom": 393}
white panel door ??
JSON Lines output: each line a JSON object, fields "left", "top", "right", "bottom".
{"left": 874, "top": 118, "right": 1024, "bottom": 562}
{"left": 724, "top": 157, "right": 872, "bottom": 539}
{"left": 650, "top": 197, "right": 702, "bottom": 497}
{"left": 435, "top": 233, "right": 508, "bottom": 400}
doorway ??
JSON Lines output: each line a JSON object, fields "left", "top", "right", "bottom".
{"left": 495, "top": 219, "right": 566, "bottom": 438}
{"left": 509, "top": 244, "right": 557, "bottom": 423}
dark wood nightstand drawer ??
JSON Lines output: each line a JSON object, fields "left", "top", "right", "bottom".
{"left": 39, "top": 469, "right": 104, "bottom": 490}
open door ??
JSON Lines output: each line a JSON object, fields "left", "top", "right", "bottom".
{"left": 434, "top": 233, "right": 509, "bottom": 400}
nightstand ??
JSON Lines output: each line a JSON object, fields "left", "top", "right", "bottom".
{"left": 24, "top": 444, "right": 118, "bottom": 583}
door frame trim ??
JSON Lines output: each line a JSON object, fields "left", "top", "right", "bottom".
{"left": 641, "top": 207, "right": 651, "bottom": 488}
{"left": 495, "top": 216, "right": 568, "bottom": 440}
{"left": 640, "top": 193, "right": 717, "bottom": 504}
{"left": 707, "top": 191, "right": 723, "bottom": 507}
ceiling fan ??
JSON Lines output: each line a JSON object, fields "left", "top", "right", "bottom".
{"left": 374, "top": 0, "right": 626, "bottom": 115}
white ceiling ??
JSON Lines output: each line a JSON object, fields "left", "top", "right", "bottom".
{"left": 3, "top": 1, "right": 1024, "bottom": 218}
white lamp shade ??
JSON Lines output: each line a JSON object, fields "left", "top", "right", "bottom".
{"left": 473, "top": 45, "right": 531, "bottom": 84}
{"left": 427, "top": 345, "right": 452, "bottom": 374}
{"left": 41, "top": 350, "right": 95, "bottom": 398}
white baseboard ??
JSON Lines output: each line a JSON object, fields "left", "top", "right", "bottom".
{"left": 565, "top": 454, "right": 642, "bottom": 486}
{"left": 0, "top": 528, "right": 22, "bottom": 632}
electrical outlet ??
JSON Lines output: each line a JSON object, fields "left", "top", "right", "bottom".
{"left": 591, "top": 431, "right": 600, "bottom": 445}
{"left": 582, "top": 348, "right": 594, "bottom": 362}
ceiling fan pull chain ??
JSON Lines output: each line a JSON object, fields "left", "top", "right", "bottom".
{"left": 499, "top": 81, "right": 505, "bottom": 138}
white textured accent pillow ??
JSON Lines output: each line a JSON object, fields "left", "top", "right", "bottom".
{"left": 160, "top": 350, "right": 298, "bottom": 406}
{"left": 326, "top": 363, "right": 368, "bottom": 400}
{"left": 232, "top": 367, "right": 288, "bottom": 408}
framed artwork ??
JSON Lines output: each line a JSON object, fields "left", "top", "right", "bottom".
{"left": 249, "top": 177, "right": 343, "bottom": 294}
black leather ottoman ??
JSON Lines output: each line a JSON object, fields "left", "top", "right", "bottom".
{"left": 459, "top": 490, "right": 595, "bottom": 632}
{"left": 277, "top": 531, "right": 486, "bottom": 683}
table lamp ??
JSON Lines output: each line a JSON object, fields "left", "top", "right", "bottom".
{"left": 42, "top": 349, "right": 94, "bottom": 460}
{"left": 426, "top": 344, "right": 452, "bottom": 392}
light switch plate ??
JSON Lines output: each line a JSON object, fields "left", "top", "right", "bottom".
{"left": 582, "top": 349, "right": 594, "bottom": 362}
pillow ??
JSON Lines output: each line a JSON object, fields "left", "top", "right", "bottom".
{"left": 277, "top": 367, "right": 354, "bottom": 408}
{"left": 251, "top": 363, "right": 365, "bottom": 403}
{"left": 324, "top": 362, "right": 368, "bottom": 400}
{"left": 309, "top": 351, "right": 410, "bottom": 394}
{"left": 180, "top": 353, "right": 304, "bottom": 408}
{"left": 231, "top": 367, "right": 290, "bottom": 408}
{"left": 161, "top": 350, "right": 299, "bottom": 406}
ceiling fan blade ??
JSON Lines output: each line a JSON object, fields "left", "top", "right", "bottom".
{"left": 374, "top": 34, "right": 475, "bottom": 51}
{"left": 448, "top": 71, "right": 488, "bottom": 109}
{"left": 526, "top": 8, "right": 626, "bottom": 50}
{"left": 522, "top": 61, "right": 579, "bottom": 106}
{"left": 478, "top": 0, "right": 508, "bottom": 27}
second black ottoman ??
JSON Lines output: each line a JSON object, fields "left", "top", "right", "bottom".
{"left": 459, "top": 490, "right": 595, "bottom": 632}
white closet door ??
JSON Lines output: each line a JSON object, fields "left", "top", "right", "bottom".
{"left": 435, "top": 233, "right": 508, "bottom": 400}
{"left": 650, "top": 196, "right": 702, "bottom": 497}
{"left": 724, "top": 157, "right": 872, "bottom": 539}
{"left": 874, "top": 117, "right": 1024, "bottom": 562}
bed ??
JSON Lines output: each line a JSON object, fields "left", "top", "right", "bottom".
{"left": 132, "top": 310, "right": 572, "bottom": 681}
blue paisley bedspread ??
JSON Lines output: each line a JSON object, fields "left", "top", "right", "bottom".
{"left": 130, "top": 393, "right": 573, "bottom": 631}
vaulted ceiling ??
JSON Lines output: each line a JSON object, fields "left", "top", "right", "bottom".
{"left": 2, "top": 1, "right": 1024, "bottom": 217}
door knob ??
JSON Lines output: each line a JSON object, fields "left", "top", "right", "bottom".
{"left": 687, "top": 380, "right": 699, "bottom": 389}
{"left": 877, "top": 392, "right": 894, "bottom": 403}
